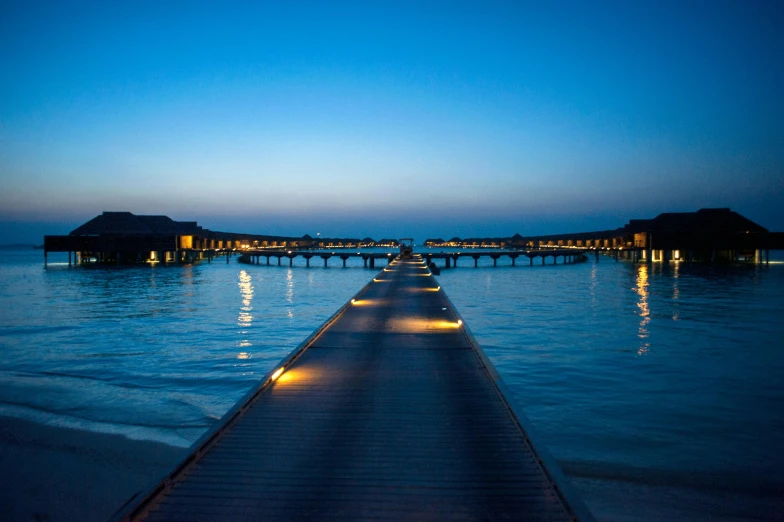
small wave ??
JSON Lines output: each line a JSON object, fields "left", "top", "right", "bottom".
{"left": 0, "top": 325, "right": 77, "bottom": 337}
{"left": 561, "top": 459, "right": 784, "bottom": 497}
{"left": 77, "top": 351, "right": 150, "bottom": 359}
{"left": 29, "top": 370, "right": 168, "bottom": 390}
{"left": 0, "top": 400, "right": 215, "bottom": 430}
{"left": 0, "top": 398, "right": 87, "bottom": 416}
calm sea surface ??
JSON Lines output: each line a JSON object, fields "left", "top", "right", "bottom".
{"left": 1, "top": 247, "right": 782, "bottom": 520}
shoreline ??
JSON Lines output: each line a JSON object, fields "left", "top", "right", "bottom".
{"left": 0, "top": 415, "right": 185, "bottom": 521}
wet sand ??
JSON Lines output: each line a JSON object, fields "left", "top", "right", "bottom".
{"left": 0, "top": 416, "right": 185, "bottom": 521}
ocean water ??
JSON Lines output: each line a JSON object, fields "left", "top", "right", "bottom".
{"left": 1, "top": 246, "right": 782, "bottom": 520}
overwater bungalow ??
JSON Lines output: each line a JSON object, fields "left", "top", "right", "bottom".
{"left": 43, "top": 211, "right": 299, "bottom": 265}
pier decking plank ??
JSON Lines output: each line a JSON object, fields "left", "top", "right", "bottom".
{"left": 122, "top": 258, "right": 586, "bottom": 521}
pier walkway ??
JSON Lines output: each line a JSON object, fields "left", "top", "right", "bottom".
{"left": 117, "top": 257, "right": 589, "bottom": 521}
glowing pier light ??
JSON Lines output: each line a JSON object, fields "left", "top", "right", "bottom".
{"left": 351, "top": 298, "right": 356, "bottom": 304}
{"left": 457, "top": 320, "right": 463, "bottom": 326}
{"left": 270, "top": 367, "right": 285, "bottom": 382}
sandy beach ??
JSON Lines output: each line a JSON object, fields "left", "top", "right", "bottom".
{"left": 0, "top": 416, "right": 185, "bottom": 521}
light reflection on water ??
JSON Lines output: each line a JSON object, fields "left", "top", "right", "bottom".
{"left": 0, "top": 249, "right": 374, "bottom": 447}
{"left": 1, "top": 248, "right": 783, "bottom": 519}
{"left": 635, "top": 264, "right": 650, "bottom": 355}
{"left": 438, "top": 255, "right": 784, "bottom": 520}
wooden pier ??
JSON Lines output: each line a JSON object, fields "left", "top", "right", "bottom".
{"left": 115, "top": 256, "right": 592, "bottom": 521}
{"left": 237, "top": 248, "right": 590, "bottom": 269}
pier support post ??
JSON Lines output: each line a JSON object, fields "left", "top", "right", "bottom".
{"left": 766, "top": 250, "right": 770, "bottom": 264}
{"left": 473, "top": 256, "right": 479, "bottom": 268}
{"left": 595, "top": 251, "right": 599, "bottom": 262}
{"left": 445, "top": 256, "right": 451, "bottom": 269}
{"left": 370, "top": 257, "right": 375, "bottom": 269}
{"left": 615, "top": 250, "right": 619, "bottom": 262}
{"left": 541, "top": 256, "right": 545, "bottom": 265}
{"left": 68, "top": 251, "right": 72, "bottom": 266}
{"left": 289, "top": 256, "right": 293, "bottom": 267}
{"left": 44, "top": 250, "right": 48, "bottom": 268}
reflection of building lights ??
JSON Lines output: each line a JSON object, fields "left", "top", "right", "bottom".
{"left": 636, "top": 265, "right": 650, "bottom": 354}
{"left": 238, "top": 270, "right": 254, "bottom": 327}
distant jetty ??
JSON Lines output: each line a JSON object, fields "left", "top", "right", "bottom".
{"left": 43, "top": 208, "right": 783, "bottom": 266}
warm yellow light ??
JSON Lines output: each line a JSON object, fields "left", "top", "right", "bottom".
{"left": 457, "top": 320, "right": 463, "bottom": 326}
{"left": 351, "top": 298, "right": 356, "bottom": 304}
{"left": 350, "top": 298, "right": 382, "bottom": 307}
{"left": 270, "top": 367, "right": 285, "bottom": 382}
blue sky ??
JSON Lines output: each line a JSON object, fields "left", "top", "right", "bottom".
{"left": 1, "top": 1, "right": 783, "bottom": 243}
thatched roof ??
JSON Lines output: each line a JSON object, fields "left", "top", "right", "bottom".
{"left": 70, "top": 212, "right": 202, "bottom": 236}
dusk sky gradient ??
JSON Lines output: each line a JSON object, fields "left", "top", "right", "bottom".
{"left": 1, "top": 1, "right": 783, "bottom": 243}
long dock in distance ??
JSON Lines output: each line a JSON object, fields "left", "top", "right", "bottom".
{"left": 237, "top": 248, "right": 589, "bottom": 268}
{"left": 114, "top": 255, "right": 593, "bottom": 521}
